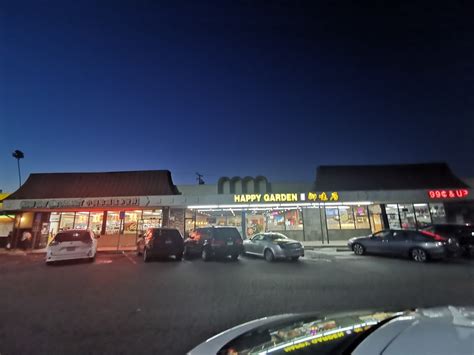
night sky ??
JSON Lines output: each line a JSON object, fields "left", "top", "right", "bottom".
{"left": 2, "top": 1, "right": 474, "bottom": 192}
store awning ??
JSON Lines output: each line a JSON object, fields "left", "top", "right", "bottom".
{"left": 314, "top": 163, "right": 470, "bottom": 191}
{"left": 5, "top": 170, "right": 180, "bottom": 200}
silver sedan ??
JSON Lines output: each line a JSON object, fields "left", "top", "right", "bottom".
{"left": 243, "top": 232, "right": 304, "bottom": 262}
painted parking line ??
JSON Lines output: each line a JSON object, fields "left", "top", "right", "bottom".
{"left": 122, "top": 251, "right": 137, "bottom": 264}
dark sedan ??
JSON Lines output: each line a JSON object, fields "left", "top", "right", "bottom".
{"left": 347, "top": 229, "right": 459, "bottom": 262}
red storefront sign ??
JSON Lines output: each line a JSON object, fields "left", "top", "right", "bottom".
{"left": 428, "top": 189, "right": 469, "bottom": 199}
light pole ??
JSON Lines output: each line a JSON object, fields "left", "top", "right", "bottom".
{"left": 12, "top": 150, "right": 24, "bottom": 187}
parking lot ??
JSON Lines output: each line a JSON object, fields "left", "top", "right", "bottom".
{"left": 1, "top": 251, "right": 473, "bottom": 354}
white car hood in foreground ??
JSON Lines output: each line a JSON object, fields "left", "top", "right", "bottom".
{"left": 188, "top": 306, "right": 474, "bottom": 355}
{"left": 353, "top": 306, "right": 474, "bottom": 355}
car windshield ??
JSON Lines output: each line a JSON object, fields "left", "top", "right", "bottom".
{"left": 214, "top": 228, "right": 242, "bottom": 240}
{"left": 154, "top": 229, "right": 181, "bottom": 240}
{"left": 54, "top": 231, "right": 91, "bottom": 243}
{"left": 265, "top": 234, "right": 288, "bottom": 240}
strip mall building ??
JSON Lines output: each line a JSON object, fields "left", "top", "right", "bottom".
{"left": 1, "top": 163, "right": 473, "bottom": 249}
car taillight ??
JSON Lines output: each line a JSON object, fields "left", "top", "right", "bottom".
{"left": 82, "top": 239, "right": 92, "bottom": 244}
{"left": 234, "top": 239, "right": 243, "bottom": 245}
{"left": 421, "top": 230, "right": 447, "bottom": 242}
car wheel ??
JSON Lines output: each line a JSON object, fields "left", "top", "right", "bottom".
{"left": 411, "top": 248, "right": 428, "bottom": 262}
{"left": 175, "top": 253, "right": 183, "bottom": 261}
{"left": 231, "top": 253, "right": 239, "bottom": 261}
{"left": 143, "top": 248, "right": 151, "bottom": 263}
{"left": 353, "top": 243, "right": 365, "bottom": 256}
{"left": 264, "top": 249, "right": 275, "bottom": 262}
{"left": 201, "top": 248, "right": 211, "bottom": 262}
{"left": 290, "top": 256, "right": 299, "bottom": 262}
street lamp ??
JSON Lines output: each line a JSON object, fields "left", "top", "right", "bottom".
{"left": 12, "top": 150, "right": 24, "bottom": 187}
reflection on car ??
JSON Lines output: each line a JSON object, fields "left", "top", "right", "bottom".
{"left": 243, "top": 232, "right": 304, "bottom": 262}
{"left": 46, "top": 229, "right": 98, "bottom": 264}
{"left": 184, "top": 226, "right": 243, "bottom": 261}
{"left": 137, "top": 228, "right": 184, "bottom": 262}
{"left": 189, "top": 306, "right": 474, "bottom": 355}
{"left": 347, "top": 229, "right": 460, "bottom": 262}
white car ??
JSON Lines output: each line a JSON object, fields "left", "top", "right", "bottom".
{"left": 46, "top": 229, "right": 98, "bottom": 264}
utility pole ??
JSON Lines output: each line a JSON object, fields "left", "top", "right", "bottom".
{"left": 196, "top": 172, "right": 205, "bottom": 185}
{"left": 12, "top": 150, "right": 24, "bottom": 187}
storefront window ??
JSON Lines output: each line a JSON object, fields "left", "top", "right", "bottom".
{"left": 429, "top": 203, "right": 446, "bottom": 223}
{"left": 246, "top": 212, "right": 265, "bottom": 237}
{"left": 398, "top": 204, "right": 416, "bottom": 229}
{"left": 195, "top": 212, "right": 209, "bottom": 228}
{"left": 226, "top": 213, "right": 242, "bottom": 228}
{"left": 267, "top": 211, "right": 285, "bottom": 231}
{"left": 285, "top": 209, "right": 303, "bottom": 230}
{"left": 89, "top": 212, "right": 104, "bottom": 235}
{"left": 338, "top": 206, "right": 355, "bottom": 229}
{"left": 59, "top": 212, "right": 74, "bottom": 231}
{"left": 414, "top": 204, "right": 432, "bottom": 228}
{"left": 141, "top": 210, "right": 162, "bottom": 231}
{"left": 124, "top": 210, "right": 141, "bottom": 234}
{"left": 49, "top": 212, "right": 61, "bottom": 237}
{"left": 353, "top": 206, "right": 370, "bottom": 229}
{"left": 216, "top": 215, "right": 227, "bottom": 226}
{"left": 368, "top": 205, "right": 383, "bottom": 233}
{"left": 106, "top": 211, "right": 120, "bottom": 234}
{"left": 74, "top": 212, "right": 89, "bottom": 230}
{"left": 325, "top": 207, "right": 340, "bottom": 230}
{"left": 386, "top": 204, "right": 401, "bottom": 229}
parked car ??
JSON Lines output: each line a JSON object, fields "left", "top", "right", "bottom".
{"left": 189, "top": 306, "right": 474, "bottom": 355}
{"left": 137, "top": 228, "right": 184, "bottom": 262}
{"left": 347, "top": 229, "right": 459, "bottom": 262}
{"left": 422, "top": 224, "right": 474, "bottom": 256}
{"left": 184, "top": 226, "right": 243, "bottom": 261}
{"left": 243, "top": 232, "right": 304, "bottom": 262}
{"left": 46, "top": 229, "right": 98, "bottom": 264}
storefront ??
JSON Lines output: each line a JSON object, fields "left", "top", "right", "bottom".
{"left": 177, "top": 163, "right": 473, "bottom": 243}
{"left": 2, "top": 163, "right": 473, "bottom": 249}
{"left": 2, "top": 171, "right": 181, "bottom": 249}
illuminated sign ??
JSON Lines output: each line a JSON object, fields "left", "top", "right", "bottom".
{"left": 234, "top": 193, "right": 299, "bottom": 203}
{"left": 19, "top": 197, "right": 141, "bottom": 209}
{"left": 428, "top": 189, "right": 469, "bottom": 199}
{"left": 307, "top": 192, "right": 339, "bottom": 202}
{"left": 233, "top": 192, "right": 339, "bottom": 203}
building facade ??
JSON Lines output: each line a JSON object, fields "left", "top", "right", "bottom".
{"left": 2, "top": 163, "right": 473, "bottom": 249}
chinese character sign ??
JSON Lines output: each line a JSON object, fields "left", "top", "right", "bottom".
{"left": 307, "top": 192, "right": 339, "bottom": 202}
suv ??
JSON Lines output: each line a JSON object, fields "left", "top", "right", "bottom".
{"left": 137, "top": 228, "right": 184, "bottom": 262}
{"left": 46, "top": 229, "right": 98, "bottom": 264}
{"left": 184, "top": 226, "right": 244, "bottom": 261}
{"left": 422, "top": 224, "right": 474, "bottom": 256}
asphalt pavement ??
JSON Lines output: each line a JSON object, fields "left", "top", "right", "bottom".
{"left": 1, "top": 251, "right": 473, "bottom": 355}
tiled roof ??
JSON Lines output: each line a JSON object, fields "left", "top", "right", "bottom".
{"left": 5, "top": 170, "right": 180, "bottom": 200}
{"left": 314, "top": 163, "right": 469, "bottom": 191}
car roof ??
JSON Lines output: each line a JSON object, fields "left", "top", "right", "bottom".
{"left": 148, "top": 227, "right": 179, "bottom": 230}
{"left": 57, "top": 229, "right": 92, "bottom": 233}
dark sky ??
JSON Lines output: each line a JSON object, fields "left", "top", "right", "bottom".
{"left": 2, "top": 1, "right": 474, "bottom": 191}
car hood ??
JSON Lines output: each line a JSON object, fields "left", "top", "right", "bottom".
{"left": 188, "top": 306, "right": 474, "bottom": 354}
{"left": 348, "top": 235, "right": 371, "bottom": 242}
